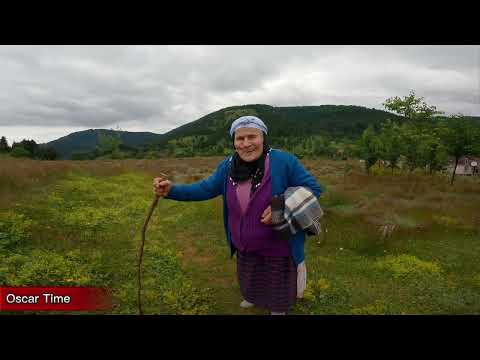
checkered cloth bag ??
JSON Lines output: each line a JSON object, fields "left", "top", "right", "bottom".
{"left": 271, "top": 186, "right": 323, "bottom": 241}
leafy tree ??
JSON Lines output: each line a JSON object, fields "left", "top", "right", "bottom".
{"left": 22, "top": 140, "right": 38, "bottom": 157}
{"left": 382, "top": 90, "right": 446, "bottom": 174}
{"left": 383, "top": 90, "right": 443, "bottom": 124}
{"left": 397, "top": 122, "right": 449, "bottom": 174}
{"left": 10, "top": 146, "right": 31, "bottom": 158}
{"left": 359, "top": 125, "right": 381, "bottom": 174}
{"left": 11, "top": 139, "right": 38, "bottom": 158}
{"left": 396, "top": 123, "right": 424, "bottom": 172}
{"left": 378, "top": 120, "right": 402, "bottom": 174}
{"left": 417, "top": 132, "right": 449, "bottom": 174}
{"left": 0, "top": 136, "right": 10, "bottom": 152}
{"left": 439, "top": 115, "right": 480, "bottom": 185}
{"left": 312, "top": 136, "right": 328, "bottom": 156}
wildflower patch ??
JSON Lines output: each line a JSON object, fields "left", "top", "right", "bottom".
{"left": 375, "top": 254, "right": 442, "bottom": 280}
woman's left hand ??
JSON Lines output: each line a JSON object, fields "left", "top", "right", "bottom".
{"left": 260, "top": 206, "right": 272, "bottom": 225}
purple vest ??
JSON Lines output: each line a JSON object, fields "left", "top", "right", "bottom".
{"left": 226, "top": 155, "right": 290, "bottom": 257}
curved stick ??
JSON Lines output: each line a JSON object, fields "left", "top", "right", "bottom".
{"left": 137, "top": 195, "right": 159, "bottom": 315}
{"left": 138, "top": 173, "right": 167, "bottom": 315}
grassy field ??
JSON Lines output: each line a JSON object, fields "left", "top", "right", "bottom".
{"left": 1, "top": 156, "right": 479, "bottom": 315}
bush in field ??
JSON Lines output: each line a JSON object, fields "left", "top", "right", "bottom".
{"left": 0, "top": 212, "right": 34, "bottom": 251}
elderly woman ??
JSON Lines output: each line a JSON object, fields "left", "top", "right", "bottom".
{"left": 153, "top": 116, "right": 322, "bottom": 315}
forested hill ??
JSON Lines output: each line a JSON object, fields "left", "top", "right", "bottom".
{"left": 44, "top": 104, "right": 406, "bottom": 158}
{"left": 158, "top": 104, "right": 403, "bottom": 145}
{"left": 45, "top": 129, "right": 163, "bottom": 159}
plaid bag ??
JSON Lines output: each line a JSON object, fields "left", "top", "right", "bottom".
{"left": 271, "top": 186, "right": 323, "bottom": 240}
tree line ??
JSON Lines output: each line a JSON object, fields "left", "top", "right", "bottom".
{"left": 2, "top": 91, "right": 479, "bottom": 178}
{"left": 358, "top": 91, "right": 480, "bottom": 184}
{"left": 0, "top": 137, "right": 58, "bottom": 160}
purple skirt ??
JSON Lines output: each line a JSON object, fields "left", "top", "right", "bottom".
{"left": 236, "top": 250, "right": 297, "bottom": 313}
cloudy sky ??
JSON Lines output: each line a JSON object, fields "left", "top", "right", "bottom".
{"left": 1, "top": 45, "right": 479, "bottom": 144}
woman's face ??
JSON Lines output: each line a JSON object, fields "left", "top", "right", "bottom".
{"left": 234, "top": 127, "right": 264, "bottom": 162}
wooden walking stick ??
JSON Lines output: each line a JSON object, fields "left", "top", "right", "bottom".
{"left": 137, "top": 172, "right": 168, "bottom": 315}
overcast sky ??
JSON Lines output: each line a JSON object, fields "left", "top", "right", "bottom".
{"left": 1, "top": 45, "right": 479, "bottom": 144}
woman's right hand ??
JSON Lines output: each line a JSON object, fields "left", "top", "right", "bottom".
{"left": 153, "top": 177, "right": 172, "bottom": 197}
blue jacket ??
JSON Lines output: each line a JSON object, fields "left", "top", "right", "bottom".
{"left": 166, "top": 149, "right": 322, "bottom": 265}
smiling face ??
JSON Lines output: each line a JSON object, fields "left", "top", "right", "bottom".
{"left": 234, "top": 127, "right": 264, "bottom": 162}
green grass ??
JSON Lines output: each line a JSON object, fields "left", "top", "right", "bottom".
{"left": 0, "top": 172, "right": 215, "bottom": 314}
{"left": 1, "top": 158, "right": 479, "bottom": 315}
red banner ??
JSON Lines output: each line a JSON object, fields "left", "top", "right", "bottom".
{"left": 0, "top": 287, "right": 112, "bottom": 312}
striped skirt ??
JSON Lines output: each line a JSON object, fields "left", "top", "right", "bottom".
{"left": 236, "top": 250, "right": 297, "bottom": 313}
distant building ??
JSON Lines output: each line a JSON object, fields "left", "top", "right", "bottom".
{"left": 450, "top": 156, "right": 480, "bottom": 176}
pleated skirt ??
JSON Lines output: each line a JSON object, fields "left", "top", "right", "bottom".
{"left": 236, "top": 250, "right": 297, "bottom": 313}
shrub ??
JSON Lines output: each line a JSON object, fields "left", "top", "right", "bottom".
{"left": 0, "top": 212, "right": 34, "bottom": 250}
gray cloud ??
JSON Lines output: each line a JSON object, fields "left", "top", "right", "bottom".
{"left": 0, "top": 45, "right": 479, "bottom": 144}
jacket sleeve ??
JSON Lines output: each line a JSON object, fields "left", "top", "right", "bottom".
{"left": 288, "top": 155, "right": 323, "bottom": 198}
{"left": 165, "top": 159, "right": 227, "bottom": 201}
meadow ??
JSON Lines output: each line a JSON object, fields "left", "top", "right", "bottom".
{"left": 1, "top": 156, "right": 479, "bottom": 314}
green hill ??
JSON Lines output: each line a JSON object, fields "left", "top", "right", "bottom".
{"left": 158, "top": 104, "right": 403, "bottom": 144}
{"left": 43, "top": 129, "right": 163, "bottom": 159}
{"left": 42, "top": 104, "right": 480, "bottom": 159}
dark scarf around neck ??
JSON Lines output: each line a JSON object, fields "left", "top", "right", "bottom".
{"left": 229, "top": 143, "right": 270, "bottom": 195}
